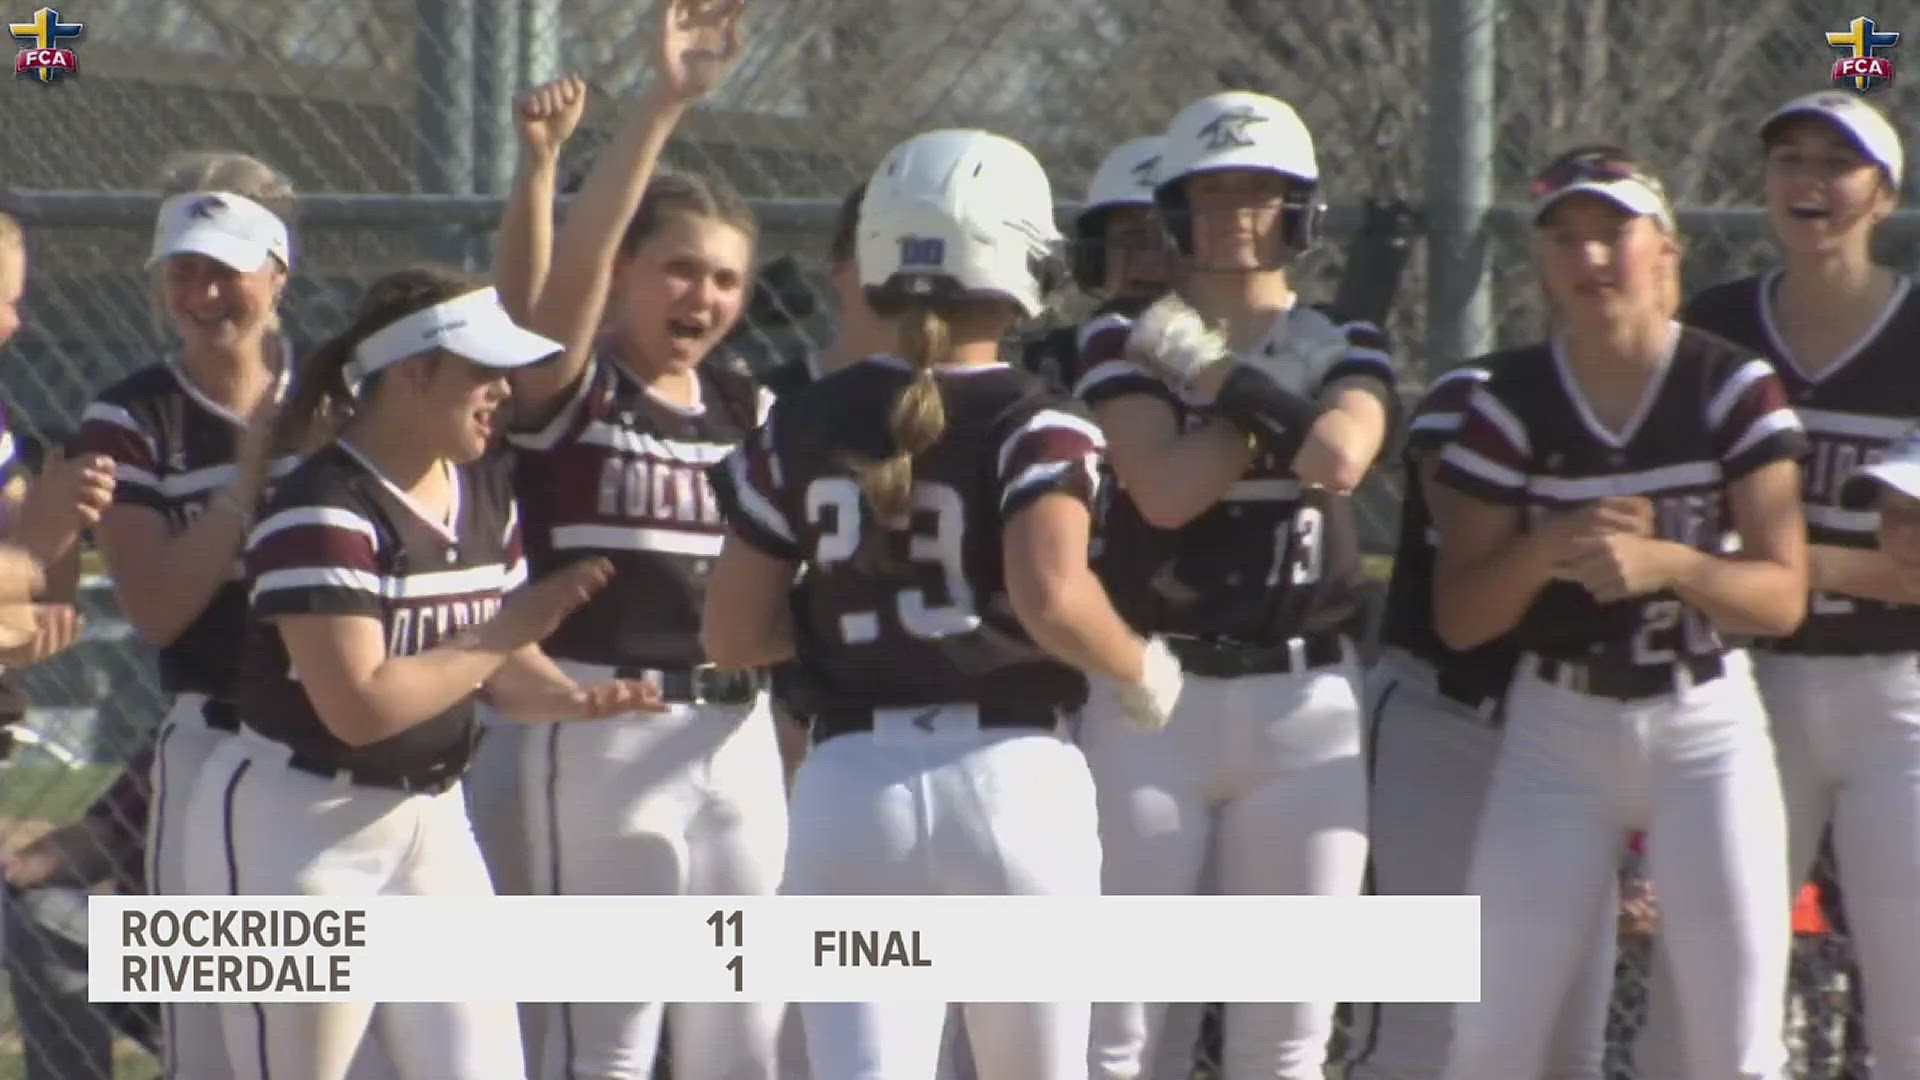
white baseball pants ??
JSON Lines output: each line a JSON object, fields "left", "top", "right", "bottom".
{"left": 521, "top": 661, "right": 791, "bottom": 1080}
{"left": 1441, "top": 650, "right": 1792, "bottom": 1080}
{"left": 180, "top": 729, "right": 524, "bottom": 1080}
{"left": 147, "top": 693, "right": 238, "bottom": 1080}
{"left": 1640, "top": 649, "right": 1920, "bottom": 1079}
{"left": 1349, "top": 649, "right": 1614, "bottom": 1080}
{"left": 465, "top": 710, "right": 546, "bottom": 1078}
{"left": 780, "top": 706, "right": 1102, "bottom": 1080}
{"left": 1079, "top": 652, "right": 1370, "bottom": 1080}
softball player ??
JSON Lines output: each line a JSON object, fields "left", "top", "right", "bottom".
{"left": 1348, "top": 355, "right": 1617, "bottom": 1080}
{"left": 703, "top": 126, "right": 1181, "bottom": 1080}
{"left": 71, "top": 152, "right": 304, "bottom": 1080}
{"left": 1430, "top": 146, "right": 1808, "bottom": 1080}
{"left": 1635, "top": 91, "right": 1919, "bottom": 1080}
{"left": 500, "top": 7, "right": 793, "bottom": 1079}
{"left": 177, "top": 267, "right": 660, "bottom": 1080}
{"left": 1074, "top": 90, "right": 1392, "bottom": 1080}
{"left": 1852, "top": 429, "right": 1920, "bottom": 563}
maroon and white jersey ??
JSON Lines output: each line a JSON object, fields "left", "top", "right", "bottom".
{"left": 72, "top": 361, "right": 300, "bottom": 697}
{"left": 238, "top": 442, "right": 525, "bottom": 777}
{"left": 708, "top": 357, "right": 1103, "bottom": 713}
{"left": 1071, "top": 302, "right": 1394, "bottom": 642}
{"left": 1684, "top": 272, "right": 1920, "bottom": 654}
{"left": 508, "top": 356, "right": 768, "bottom": 668}
{"left": 1435, "top": 326, "right": 1809, "bottom": 675}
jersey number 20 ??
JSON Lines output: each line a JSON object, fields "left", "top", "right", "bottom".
{"left": 1631, "top": 597, "right": 1716, "bottom": 666}
{"left": 806, "top": 477, "right": 979, "bottom": 644}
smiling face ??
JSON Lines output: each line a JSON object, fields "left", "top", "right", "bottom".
{"left": 160, "top": 252, "right": 283, "bottom": 354}
{"left": 606, "top": 212, "right": 753, "bottom": 376}
{"left": 1764, "top": 115, "right": 1895, "bottom": 259}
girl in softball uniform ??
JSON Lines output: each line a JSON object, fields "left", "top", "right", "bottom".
{"left": 1431, "top": 145, "right": 1808, "bottom": 1080}
{"left": 177, "top": 266, "right": 660, "bottom": 1080}
{"left": 497, "top": 6, "right": 793, "bottom": 1079}
{"left": 702, "top": 125, "right": 1182, "bottom": 1080}
{"left": 71, "top": 151, "right": 304, "bottom": 1080}
{"left": 1073, "top": 90, "right": 1393, "bottom": 1080}
{"left": 1639, "top": 90, "right": 1920, "bottom": 1080}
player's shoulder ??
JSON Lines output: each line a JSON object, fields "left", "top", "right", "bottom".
{"left": 1674, "top": 322, "right": 1770, "bottom": 382}
{"left": 1679, "top": 273, "right": 1767, "bottom": 345}
{"left": 1305, "top": 302, "right": 1391, "bottom": 350}
{"left": 1462, "top": 342, "right": 1559, "bottom": 419}
{"left": 759, "top": 354, "right": 817, "bottom": 397}
{"left": 259, "top": 443, "right": 376, "bottom": 520}
{"left": 87, "top": 362, "right": 179, "bottom": 414}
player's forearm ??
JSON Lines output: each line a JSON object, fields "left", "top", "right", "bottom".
{"left": 1807, "top": 543, "right": 1920, "bottom": 606}
{"left": 703, "top": 605, "right": 796, "bottom": 670}
{"left": 1113, "top": 421, "right": 1257, "bottom": 530}
{"left": 1661, "top": 542, "right": 1807, "bottom": 637}
{"left": 106, "top": 502, "right": 256, "bottom": 646}
{"left": 1433, "top": 532, "right": 1563, "bottom": 651}
{"left": 479, "top": 646, "right": 594, "bottom": 722}
{"left": 1009, "top": 567, "right": 1147, "bottom": 684}
{"left": 494, "top": 153, "right": 559, "bottom": 324}
{"left": 323, "top": 638, "right": 515, "bottom": 747}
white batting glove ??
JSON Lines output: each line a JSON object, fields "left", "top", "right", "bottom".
{"left": 1240, "top": 305, "right": 1350, "bottom": 399}
{"left": 1112, "top": 636, "right": 1184, "bottom": 732}
{"left": 1123, "top": 294, "right": 1232, "bottom": 392}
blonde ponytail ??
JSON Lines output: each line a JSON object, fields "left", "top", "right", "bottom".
{"left": 854, "top": 305, "right": 950, "bottom": 533}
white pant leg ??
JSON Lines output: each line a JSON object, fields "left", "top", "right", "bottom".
{"left": 180, "top": 733, "right": 524, "bottom": 1080}
{"left": 464, "top": 709, "right": 544, "bottom": 1078}
{"left": 1351, "top": 653, "right": 1614, "bottom": 1080}
{"left": 1210, "top": 661, "right": 1368, "bottom": 1080}
{"left": 1760, "top": 652, "right": 1920, "bottom": 1078}
{"left": 1440, "top": 663, "right": 1642, "bottom": 1080}
{"left": 1153, "top": 851, "right": 1217, "bottom": 1080}
{"left": 1641, "top": 652, "right": 1792, "bottom": 1080}
{"left": 147, "top": 695, "right": 238, "bottom": 1080}
{"left": 1079, "top": 673, "right": 1217, "bottom": 1080}
{"left": 783, "top": 709, "right": 1100, "bottom": 1080}
{"left": 524, "top": 672, "right": 789, "bottom": 1080}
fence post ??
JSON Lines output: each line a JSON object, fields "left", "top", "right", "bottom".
{"left": 1425, "top": 0, "right": 1497, "bottom": 372}
{"left": 472, "top": 0, "right": 522, "bottom": 270}
{"left": 416, "top": 0, "right": 478, "bottom": 266}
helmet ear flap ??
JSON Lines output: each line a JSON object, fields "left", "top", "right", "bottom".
{"left": 1026, "top": 235, "right": 1072, "bottom": 313}
{"left": 1279, "top": 187, "right": 1325, "bottom": 255}
{"left": 1069, "top": 210, "right": 1109, "bottom": 295}
{"left": 1153, "top": 187, "right": 1195, "bottom": 257}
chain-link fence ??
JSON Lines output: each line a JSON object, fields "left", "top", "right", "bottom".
{"left": 0, "top": 0, "right": 1911, "bottom": 1076}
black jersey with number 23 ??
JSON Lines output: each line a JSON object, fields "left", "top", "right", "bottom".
{"left": 708, "top": 356, "right": 1105, "bottom": 714}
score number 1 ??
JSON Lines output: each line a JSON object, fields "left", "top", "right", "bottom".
{"left": 708, "top": 909, "right": 745, "bottom": 993}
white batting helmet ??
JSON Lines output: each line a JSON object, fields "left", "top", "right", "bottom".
{"left": 858, "top": 129, "right": 1065, "bottom": 318}
{"left": 1072, "top": 136, "right": 1164, "bottom": 293}
{"left": 1154, "top": 91, "right": 1325, "bottom": 260}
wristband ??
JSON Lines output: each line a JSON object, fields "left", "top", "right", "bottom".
{"left": 1209, "top": 365, "right": 1325, "bottom": 465}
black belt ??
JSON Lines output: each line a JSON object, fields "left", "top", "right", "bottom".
{"left": 1165, "top": 633, "right": 1345, "bottom": 679}
{"left": 614, "top": 664, "right": 768, "bottom": 706}
{"left": 285, "top": 752, "right": 466, "bottom": 796}
{"left": 1531, "top": 654, "right": 1725, "bottom": 702}
{"left": 812, "top": 702, "right": 1061, "bottom": 744}
{"left": 1433, "top": 667, "right": 1507, "bottom": 716}
{"left": 200, "top": 699, "right": 240, "bottom": 733}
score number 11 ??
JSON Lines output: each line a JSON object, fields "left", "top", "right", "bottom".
{"left": 708, "top": 909, "right": 745, "bottom": 992}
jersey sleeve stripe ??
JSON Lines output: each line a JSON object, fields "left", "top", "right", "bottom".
{"left": 1074, "top": 314, "right": 1133, "bottom": 360}
{"left": 722, "top": 449, "right": 797, "bottom": 545}
{"left": 1073, "top": 360, "right": 1175, "bottom": 407}
{"left": 996, "top": 410, "right": 1107, "bottom": 479}
{"left": 508, "top": 360, "right": 598, "bottom": 452}
{"left": 250, "top": 566, "right": 384, "bottom": 602}
{"left": 250, "top": 506, "right": 380, "bottom": 549}
{"left": 1464, "top": 388, "right": 1531, "bottom": 462}
{"left": 74, "top": 406, "right": 160, "bottom": 472}
{"left": 1436, "top": 443, "right": 1527, "bottom": 493}
{"left": 1724, "top": 408, "right": 1806, "bottom": 466}
{"left": 1000, "top": 457, "right": 1101, "bottom": 514}
{"left": 1706, "top": 359, "right": 1776, "bottom": 429}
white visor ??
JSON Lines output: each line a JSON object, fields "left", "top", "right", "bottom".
{"left": 343, "top": 287, "right": 563, "bottom": 396}
{"left": 148, "top": 191, "right": 291, "bottom": 273}
{"left": 1846, "top": 428, "right": 1920, "bottom": 503}
{"left": 1762, "top": 91, "right": 1904, "bottom": 188}
{"left": 1534, "top": 178, "right": 1675, "bottom": 232}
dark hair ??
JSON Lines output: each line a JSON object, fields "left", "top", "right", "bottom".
{"left": 273, "top": 265, "right": 486, "bottom": 453}
{"left": 618, "top": 170, "right": 759, "bottom": 257}
{"left": 829, "top": 182, "right": 866, "bottom": 269}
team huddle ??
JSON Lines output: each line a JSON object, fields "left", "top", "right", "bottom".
{"left": 1, "top": 1, "right": 1916, "bottom": 1079}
